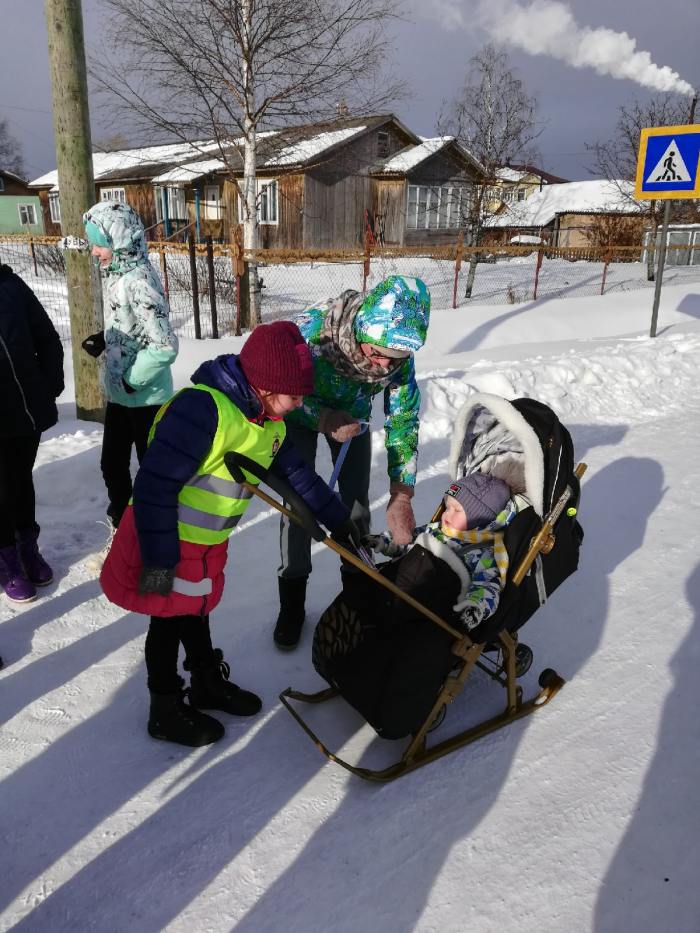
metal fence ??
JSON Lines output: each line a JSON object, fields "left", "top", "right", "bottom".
{"left": 2, "top": 235, "right": 700, "bottom": 342}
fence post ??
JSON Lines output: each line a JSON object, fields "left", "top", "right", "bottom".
{"left": 188, "top": 231, "right": 202, "bottom": 339}
{"left": 206, "top": 235, "right": 219, "bottom": 339}
{"left": 232, "top": 224, "right": 245, "bottom": 336}
{"left": 362, "top": 228, "right": 372, "bottom": 293}
{"left": 159, "top": 248, "right": 169, "bottom": 300}
{"left": 600, "top": 251, "right": 611, "bottom": 296}
{"left": 30, "top": 237, "right": 39, "bottom": 276}
{"left": 452, "top": 231, "right": 464, "bottom": 309}
{"left": 532, "top": 246, "right": 544, "bottom": 301}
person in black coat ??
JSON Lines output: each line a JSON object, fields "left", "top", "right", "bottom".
{"left": 0, "top": 263, "right": 64, "bottom": 603}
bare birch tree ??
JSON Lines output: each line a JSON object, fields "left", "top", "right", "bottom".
{"left": 0, "top": 119, "right": 25, "bottom": 177}
{"left": 439, "top": 44, "right": 541, "bottom": 298}
{"left": 587, "top": 94, "right": 692, "bottom": 280}
{"left": 93, "top": 0, "right": 404, "bottom": 325}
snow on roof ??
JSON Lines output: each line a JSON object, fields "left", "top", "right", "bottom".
{"left": 152, "top": 157, "right": 229, "bottom": 184}
{"left": 489, "top": 179, "right": 644, "bottom": 227}
{"left": 497, "top": 167, "right": 528, "bottom": 183}
{"left": 378, "top": 137, "right": 453, "bottom": 173}
{"left": 29, "top": 140, "right": 221, "bottom": 190}
{"left": 263, "top": 126, "right": 366, "bottom": 167}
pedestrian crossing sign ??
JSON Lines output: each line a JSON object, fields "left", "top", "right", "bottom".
{"left": 635, "top": 124, "right": 700, "bottom": 200}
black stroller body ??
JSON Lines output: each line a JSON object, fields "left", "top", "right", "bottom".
{"left": 227, "top": 392, "right": 586, "bottom": 781}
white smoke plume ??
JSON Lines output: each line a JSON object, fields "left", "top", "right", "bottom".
{"left": 469, "top": 0, "right": 695, "bottom": 96}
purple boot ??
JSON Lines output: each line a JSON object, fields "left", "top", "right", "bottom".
{"left": 17, "top": 529, "right": 54, "bottom": 587}
{"left": 0, "top": 545, "right": 37, "bottom": 603}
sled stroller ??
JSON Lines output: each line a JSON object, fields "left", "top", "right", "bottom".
{"left": 226, "top": 393, "right": 586, "bottom": 782}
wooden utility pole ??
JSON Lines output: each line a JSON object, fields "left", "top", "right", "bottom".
{"left": 45, "top": 0, "right": 104, "bottom": 421}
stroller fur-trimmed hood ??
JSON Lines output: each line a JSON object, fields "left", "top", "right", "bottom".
{"left": 448, "top": 392, "right": 544, "bottom": 517}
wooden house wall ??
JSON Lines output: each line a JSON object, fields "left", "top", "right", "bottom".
{"left": 372, "top": 179, "right": 406, "bottom": 245}
{"left": 0, "top": 174, "right": 34, "bottom": 197}
{"left": 36, "top": 190, "right": 61, "bottom": 236}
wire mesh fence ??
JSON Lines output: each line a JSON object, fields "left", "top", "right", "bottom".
{"left": 2, "top": 235, "right": 700, "bottom": 342}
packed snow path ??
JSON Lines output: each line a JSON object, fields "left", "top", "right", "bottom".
{"left": 1, "top": 284, "right": 699, "bottom": 932}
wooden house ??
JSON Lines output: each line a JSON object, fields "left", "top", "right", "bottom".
{"left": 485, "top": 179, "right": 647, "bottom": 248}
{"left": 0, "top": 170, "right": 44, "bottom": 234}
{"left": 28, "top": 116, "right": 487, "bottom": 248}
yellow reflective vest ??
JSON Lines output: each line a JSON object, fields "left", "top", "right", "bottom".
{"left": 149, "top": 384, "right": 285, "bottom": 546}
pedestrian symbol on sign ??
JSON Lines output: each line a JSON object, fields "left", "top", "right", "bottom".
{"left": 646, "top": 139, "right": 692, "bottom": 184}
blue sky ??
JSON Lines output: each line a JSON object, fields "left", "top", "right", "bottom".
{"left": 1, "top": 0, "right": 698, "bottom": 181}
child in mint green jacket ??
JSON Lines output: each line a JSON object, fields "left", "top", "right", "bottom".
{"left": 82, "top": 201, "right": 178, "bottom": 566}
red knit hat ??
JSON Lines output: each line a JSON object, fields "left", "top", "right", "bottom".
{"left": 239, "top": 321, "right": 314, "bottom": 395}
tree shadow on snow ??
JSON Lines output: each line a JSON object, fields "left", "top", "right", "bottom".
{"left": 0, "top": 579, "right": 102, "bottom": 681}
{"left": 0, "top": 665, "right": 236, "bottom": 918}
{"left": 594, "top": 561, "right": 700, "bottom": 932}
{"left": 229, "top": 456, "right": 665, "bottom": 933}
{"left": 450, "top": 273, "right": 604, "bottom": 354}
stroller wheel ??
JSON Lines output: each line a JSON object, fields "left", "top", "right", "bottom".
{"left": 515, "top": 643, "right": 533, "bottom": 678}
{"left": 538, "top": 668, "right": 558, "bottom": 689}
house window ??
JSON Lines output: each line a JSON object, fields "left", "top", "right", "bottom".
{"left": 18, "top": 204, "right": 37, "bottom": 226}
{"left": 406, "top": 185, "right": 471, "bottom": 230}
{"left": 0, "top": 177, "right": 4, "bottom": 192}
{"left": 154, "top": 185, "right": 188, "bottom": 222}
{"left": 237, "top": 179, "right": 279, "bottom": 225}
{"left": 517, "top": 188, "right": 526, "bottom": 202}
{"left": 377, "top": 131, "right": 390, "bottom": 158}
{"left": 204, "top": 184, "right": 221, "bottom": 220}
{"left": 49, "top": 192, "right": 61, "bottom": 223}
{"left": 100, "top": 187, "right": 126, "bottom": 203}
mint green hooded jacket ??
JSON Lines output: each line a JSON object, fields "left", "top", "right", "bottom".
{"left": 83, "top": 201, "right": 178, "bottom": 407}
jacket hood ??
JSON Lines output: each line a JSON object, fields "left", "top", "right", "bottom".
{"left": 353, "top": 276, "right": 430, "bottom": 353}
{"left": 82, "top": 201, "right": 148, "bottom": 274}
{"left": 191, "top": 353, "right": 263, "bottom": 421}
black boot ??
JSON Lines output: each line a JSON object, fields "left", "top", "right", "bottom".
{"left": 273, "top": 577, "right": 308, "bottom": 650}
{"left": 188, "top": 649, "right": 262, "bottom": 716}
{"left": 148, "top": 677, "right": 224, "bottom": 747}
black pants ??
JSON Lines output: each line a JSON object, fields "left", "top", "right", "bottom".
{"left": 0, "top": 432, "right": 41, "bottom": 548}
{"left": 145, "top": 614, "right": 214, "bottom": 694}
{"left": 101, "top": 402, "right": 160, "bottom": 526}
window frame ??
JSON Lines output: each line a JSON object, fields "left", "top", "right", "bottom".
{"left": 406, "top": 184, "right": 471, "bottom": 231}
{"left": 18, "top": 203, "right": 38, "bottom": 227}
{"left": 0, "top": 177, "right": 4, "bottom": 192}
{"left": 377, "top": 131, "right": 390, "bottom": 158}
{"left": 48, "top": 192, "right": 61, "bottom": 224}
{"left": 237, "top": 178, "right": 279, "bottom": 226}
{"left": 154, "top": 185, "right": 188, "bottom": 222}
{"left": 203, "top": 184, "right": 222, "bottom": 220}
{"left": 99, "top": 187, "right": 126, "bottom": 204}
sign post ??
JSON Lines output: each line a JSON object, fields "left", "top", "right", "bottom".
{"left": 635, "top": 123, "right": 700, "bottom": 337}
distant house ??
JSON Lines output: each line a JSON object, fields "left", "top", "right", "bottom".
{"left": 0, "top": 170, "right": 44, "bottom": 235}
{"left": 485, "top": 179, "right": 646, "bottom": 248}
{"left": 29, "top": 115, "right": 487, "bottom": 248}
{"left": 494, "top": 164, "right": 569, "bottom": 208}
{"left": 370, "top": 136, "right": 486, "bottom": 245}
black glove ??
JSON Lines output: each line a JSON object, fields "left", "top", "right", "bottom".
{"left": 139, "top": 567, "right": 175, "bottom": 595}
{"left": 81, "top": 331, "right": 105, "bottom": 358}
{"left": 331, "top": 518, "right": 361, "bottom": 551}
{"left": 122, "top": 377, "right": 136, "bottom": 395}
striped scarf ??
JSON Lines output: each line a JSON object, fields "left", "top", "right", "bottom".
{"left": 438, "top": 523, "right": 510, "bottom": 587}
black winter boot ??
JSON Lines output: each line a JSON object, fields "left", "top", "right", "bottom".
{"left": 188, "top": 649, "right": 262, "bottom": 716}
{"left": 273, "top": 577, "right": 308, "bottom": 650}
{"left": 148, "top": 678, "right": 224, "bottom": 747}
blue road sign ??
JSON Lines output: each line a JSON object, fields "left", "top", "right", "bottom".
{"left": 635, "top": 124, "right": 700, "bottom": 200}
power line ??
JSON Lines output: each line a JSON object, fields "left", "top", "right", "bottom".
{"left": 0, "top": 103, "right": 53, "bottom": 115}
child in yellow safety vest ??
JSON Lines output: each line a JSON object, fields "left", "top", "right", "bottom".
{"left": 101, "top": 321, "right": 354, "bottom": 747}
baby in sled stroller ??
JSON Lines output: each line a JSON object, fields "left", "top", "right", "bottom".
{"left": 310, "top": 393, "right": 584, "bottom": 745}
{"left": 364, "top": 471, "right": 516, "bottom": 637}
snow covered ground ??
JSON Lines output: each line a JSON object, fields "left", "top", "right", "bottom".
{"left": 1, "top": 281, "right": 700, "bottom": 932}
